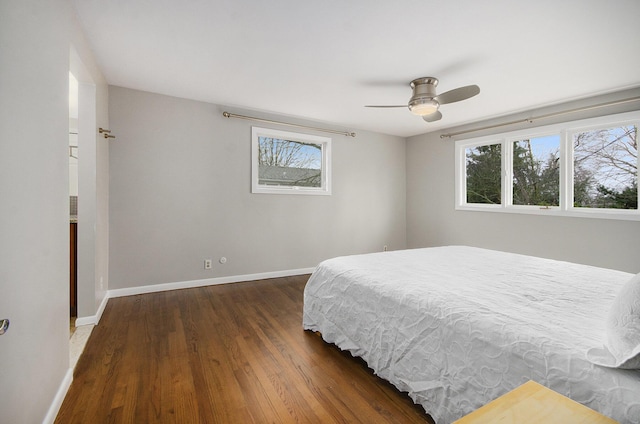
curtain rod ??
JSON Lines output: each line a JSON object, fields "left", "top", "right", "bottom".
{"left": 440, "top": 96, "right": 640, "bottom": 139}
{"left": 222, "top": 111, "right": 356, "bottom": 137}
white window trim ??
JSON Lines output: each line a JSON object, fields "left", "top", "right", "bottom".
{"left": 455, "top": 111, "right": 640, "bottom": 221}
{"left": 251, "top": 126, "right": 331, "bottom": 195}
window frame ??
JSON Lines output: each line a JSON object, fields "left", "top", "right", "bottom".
{"left": 456, "top": 140, "right": 504, "bottom": 210}
{"left": 454, "top": 111, "right": 640, "bottom": 221}
{"left": 251, "top": 126, "right": 332, "bottom": 195}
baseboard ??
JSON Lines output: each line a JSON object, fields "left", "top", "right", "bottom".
{"left": 108, "top": 267, "right": 316, "bottom": 299}
{"left": 42, "top": 367, "right": 73, "bottom": 424}
{"left": 75, "top": 267, "right": 315, "bottom": 323}
{"left": 74, "top": 292, "right": 109, "bottom": 327}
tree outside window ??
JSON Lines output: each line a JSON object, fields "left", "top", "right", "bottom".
{"left": 465, "top": 143, "right": 501, "bottom": 204}
{"left": 573, "top": 125, "right": 637, "bottom": 209}
{"left": 512, "top": 136, "right": 560, "bottom": 207}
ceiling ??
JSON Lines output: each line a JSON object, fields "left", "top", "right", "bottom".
{"left": 72, "top": 0, "right": 640, "bottom": 138}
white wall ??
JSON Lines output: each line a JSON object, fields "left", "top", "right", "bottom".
{"left": 1, "top": 1, "right": 73, "bottom": 422}
{"left": 108, "top": 87, "right": 407, "bottom": 289}
{"left": 0, "top": 2, "right": 108, "bottom": 422}
{"left": 407, "top": 88, "right": 640, "bottom": 274}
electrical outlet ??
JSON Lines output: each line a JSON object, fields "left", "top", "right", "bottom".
{"left": 204, "top": 259, "right": 212, "bottom": 269}
{"left": 383, "top": 245, "right": 388, "bottom": 252}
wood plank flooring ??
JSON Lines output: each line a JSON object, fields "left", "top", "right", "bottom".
{"left": 56, "top": 275, "right": 434, "bottom": 423}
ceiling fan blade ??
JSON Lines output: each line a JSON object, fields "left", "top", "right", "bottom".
{"left": 365, "top": 105, "right": 407, "bottom": 108}
{"left": 436, "top": 85, "right": 480, "bottom": 105}
{"left": 422, "top": 111, "right": 442, "bottom": 122}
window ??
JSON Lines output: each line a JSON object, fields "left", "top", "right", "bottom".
{"left": 455, "top": 111, "right": 639, "bottom": 220}
{"left": 251, "top": 126, "right": 331, "bottom": 195}
{"left": 512, "top": 135, "right": 560, "bottom": 207}
{"left": 465, "top": 143, "right": 502, "bottom": 205}
{"left": 571, "top": 125, "right": 637, "bottom": 210}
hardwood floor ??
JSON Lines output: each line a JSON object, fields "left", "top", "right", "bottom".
{"left": 56, "top": 275, "right": 434, "bottom": 423}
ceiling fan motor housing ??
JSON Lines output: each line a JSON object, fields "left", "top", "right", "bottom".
{"left": 408, "top": 77, "right": 439, "bottom": 115}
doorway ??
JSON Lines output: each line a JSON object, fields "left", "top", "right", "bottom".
{"left": 68, "top": 45, "right": 100, "bottom": 332}
{"left": 68, "top": 47, "right": 103, "bottom": 369}
{"left": 69, "top": 71, "right": 79, "bottom": 324}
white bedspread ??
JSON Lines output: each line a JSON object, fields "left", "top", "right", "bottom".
{"left": 302, "top": 246, "right": 640, "bottom": 423}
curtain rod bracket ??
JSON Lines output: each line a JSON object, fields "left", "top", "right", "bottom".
{"left": 222, "top": 111, "right": 356, "bottom": 138}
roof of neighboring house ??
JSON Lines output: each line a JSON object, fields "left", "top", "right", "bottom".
{"left": 258, "top": 165, "right": 320, "bottom": 187}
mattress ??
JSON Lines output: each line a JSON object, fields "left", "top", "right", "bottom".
{"left": 302, "top": 246, "right": 640, "bottom": 423}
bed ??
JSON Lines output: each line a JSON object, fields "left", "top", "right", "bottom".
{"left": 302, "top": 246, "right": 640, "bottom": 423}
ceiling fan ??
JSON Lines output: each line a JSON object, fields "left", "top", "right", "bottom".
{"left": 365, "top": 77, "right": 480, "bottom": 122}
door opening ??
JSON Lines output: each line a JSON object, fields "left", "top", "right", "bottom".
{"left": 69, "top": 71, "right": 79, "bottom": 326}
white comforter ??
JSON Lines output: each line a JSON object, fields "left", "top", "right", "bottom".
{"left": 303, "top": 246, "right": 640, "bottom": 423}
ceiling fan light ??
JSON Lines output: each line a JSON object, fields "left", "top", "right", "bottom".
{"left": 409, "top": 98, "right": 439, "bottom": 116}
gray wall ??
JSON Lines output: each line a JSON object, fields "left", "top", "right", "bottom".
{"left": 407, "top": 88, "right": 640, "bottom": 273}
{"left": 0, "top": 1, "right": 91, "bottom": 422}
{"left": 108, "top": 87, "right": 407, "bottom": 289}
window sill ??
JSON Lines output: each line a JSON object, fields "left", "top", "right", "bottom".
{"left": 455, "top": 205, "right": 640, "bottom": 221}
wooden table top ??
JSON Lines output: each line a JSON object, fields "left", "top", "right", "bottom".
{"left": 453, "top": 380, "right": 618, "bottom": 424}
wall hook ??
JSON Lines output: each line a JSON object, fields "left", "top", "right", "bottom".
{"left": 0, "top": 318, "right": 9, "bottom": 335}
{"left": 99, "top": 128, "right": 116, "bottom": 139}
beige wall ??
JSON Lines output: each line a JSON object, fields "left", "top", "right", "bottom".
{"left": 407, "top": 88, "right": 640, "bottom": 273}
